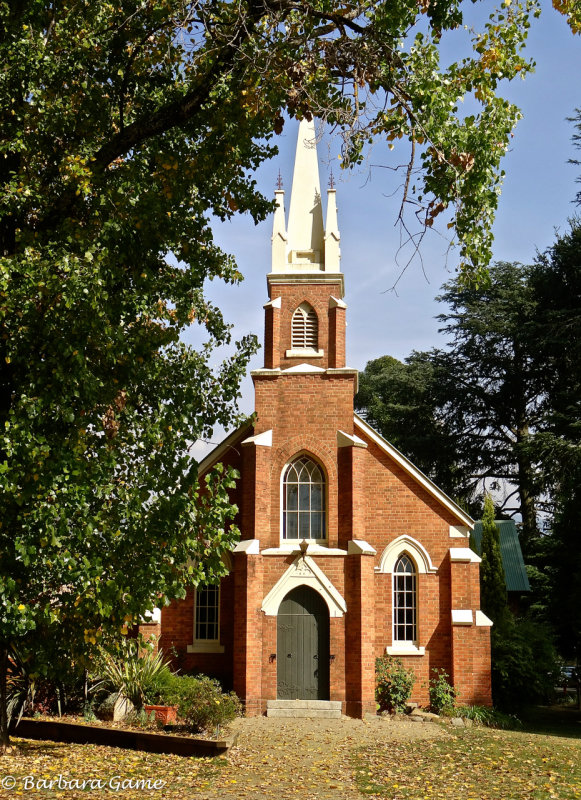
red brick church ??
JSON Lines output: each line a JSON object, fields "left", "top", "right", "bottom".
{"left": 155, "top": 120, "right": 492, "bottom": 717}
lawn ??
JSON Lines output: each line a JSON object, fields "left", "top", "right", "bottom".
{"left": 354, "top": 711, "right": 581, "bottom": 800}
{"left": 1, "top": 739, "right": 223, "bottom": 798}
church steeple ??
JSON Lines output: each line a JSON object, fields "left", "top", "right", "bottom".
{"left": 271, "top": 118, "right": 341, "bottom": 275}
{"left": 264, "top": 118, "right": 347, "bottom": 372}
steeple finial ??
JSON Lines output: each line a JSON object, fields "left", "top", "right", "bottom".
{"left": 276, "top": 169, "right": 284, "bottom": 190}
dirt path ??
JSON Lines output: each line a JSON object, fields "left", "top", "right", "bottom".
{"left": 197, "top": 715, "right": 446, "bottom": 800}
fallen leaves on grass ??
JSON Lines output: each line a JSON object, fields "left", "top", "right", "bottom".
{"left": 2, "top": 739, "right": 223, "bottom": 799}
{"left": 354, "top": 728, "right": 581, "bottom": 800}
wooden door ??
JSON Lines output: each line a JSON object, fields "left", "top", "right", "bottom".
{"left": 277, "top": 586, "right": 330, "bottom": 700}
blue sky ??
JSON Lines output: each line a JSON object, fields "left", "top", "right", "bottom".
{"left": 185, "top": 1, "right": 581, "bottom": 449}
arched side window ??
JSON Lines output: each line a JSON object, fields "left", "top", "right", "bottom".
{"left": 291, "top": 303, "right": 318, "bottom": 350}
{"left": 283, "top": 456, "right": 326, "bottom": 541}
{"left": 393, "top": 554, "right": 417, "bottom": 644}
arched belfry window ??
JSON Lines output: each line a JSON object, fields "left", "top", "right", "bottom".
{"left": 283, "top": 456, "right": 326, "bottom": 540}
{"left": 291, "top": 303, "right": 318, "bottom": 350}
{"left": 393, "top": 554, "right": 417, "bottom": 643}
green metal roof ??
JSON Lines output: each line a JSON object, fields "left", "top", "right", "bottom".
{"left": 471, "top": 519, "right": 530, "bottom": 593}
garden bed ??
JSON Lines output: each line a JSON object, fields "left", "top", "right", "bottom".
{"left": 10, "top": 717, "right": 238, "bottom": 757}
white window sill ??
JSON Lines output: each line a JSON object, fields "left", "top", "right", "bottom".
{"left": 386, "top": 645, "right": 425, "bottom": 657}
{"left": 285, "top": 349, "right": 324, "bottom": 358}
{"left": 276, "top": 540, "right": 328, "bottom": 550}
{"left": 187, "top": 642, "right": 225, "bottom": 654}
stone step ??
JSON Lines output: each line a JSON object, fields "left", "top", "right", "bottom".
{"left": 266, "top": 700, "right": 342, "bottom": 719}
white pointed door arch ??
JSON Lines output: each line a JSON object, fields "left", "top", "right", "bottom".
{"left": 261, "top": 555, "right": 346, "bottom": 617}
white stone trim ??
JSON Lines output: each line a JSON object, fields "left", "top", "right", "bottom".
{"left": 353, "top": 414, "right": 474, "bottom": 528}
{"left": 251, "top": 368, "right": 281, "bottom": 377}
{"left": 261, "top": 555, "right": 347, "bottom": 617}
{"left": 281, "top": 363, "right": 325, "bottom": 373}
{"left": 475, "top": 610, "right": 493, "bottom": 627}
{"left": 263, "top": 296, "right": 282, "bottom": 309}
{"left": 386, "top": 645, "right": 425, "bottom": 657}
{"left": 285, "top": 349, "right": 324, "bottom": 358}
{"left": 329, "top": 296, "right": 347, "bottom": 309}
{"left": 233, "top": 539, "right": 260, "bottom": 554}
{"left": 450, "top": 547, "right": 481, "bottom": 564}
{"left": 451, "top": 610, "right": 473, "bottom": 626}
{"left": 262, "top": 545, "right": 347, "bottom": 556}
{"left": 241, "top": 429, "right": 273, "bottom": 447}
{"left": 267, "top": 272, "right": 345, "bottom": 296}
{"left": 378, "top": 535, "right": 437, "bottom": 575}
{"left": 337, "top": 430, "right": 368, "bottom": 448}
{"left": 348, "top": 540, "right": 377, "bottom": 555}
{"left": 187, "top": 642, "right": 225, "bottom": 654}
{"left": 450, "top": 525, "right": 470, "bottom": 538}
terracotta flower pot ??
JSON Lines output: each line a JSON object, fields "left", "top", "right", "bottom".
{"left": 144, "top": 704, "right": 178, "bottom": 724}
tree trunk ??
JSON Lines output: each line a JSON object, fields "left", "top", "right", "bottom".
{"left": 0, "top": 646, "right": 11, "bottom": 753}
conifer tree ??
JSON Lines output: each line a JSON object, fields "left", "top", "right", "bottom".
{"left": 480, "top": 495, "right": 508, "bottom": 624}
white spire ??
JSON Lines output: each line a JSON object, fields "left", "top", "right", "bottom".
{"left": 270, "top": 118, "right": 341, "bottom": 274}
{"left": 325, "top": 184, "right": 341, "bottom": 271}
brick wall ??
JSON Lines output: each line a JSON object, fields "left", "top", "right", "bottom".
{"left": 265, "top": 282, "right": 344, "bottom": 371}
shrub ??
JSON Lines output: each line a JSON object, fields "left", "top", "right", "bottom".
{"left": 491, "top": 614, "right": 560, "bottom": 710}
{"left": 455, "top": 705, "right": 521, "bottom": 729}
{"left": 97, "top": 639, "right": 172, "bottom": 709}
{"left": 152, "top": 673, "right": 242, "bottom": 733}
{"left": 375, "top": 656, "right": 415, "bottom": 713}
{"left": 428, "top": 668, "right": 457, "bottom": 715}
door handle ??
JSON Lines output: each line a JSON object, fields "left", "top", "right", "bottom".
{"left": 287, "top": 653, "right": 292, "bottom": 658}
{"left": 313, "top": 654, "right": 318, "bottom": 660}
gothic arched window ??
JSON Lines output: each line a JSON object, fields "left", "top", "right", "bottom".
{"left": 291, "top": 303, "right": 318, "bottom": 350}
{"left": 393, "top": 554, "right": 417, "bottom": 643}
{"left": 283, "top": 456, "right": 326, "bottom": 540}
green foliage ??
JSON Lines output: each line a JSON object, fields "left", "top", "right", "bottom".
{"left": 97, "top": 640, "right": 172, "bottom": 709}
{"left": 375, "top": 656, "right": 415, "bottom": 713}
{"left": 491, "top": 614, "right": 560, "bottom": 710}
{"left": 355, "top": 354, "right": 462, "bottom": 499}
{"left": 152, "top": 673, "right": 241, "bottom": 732}
{"left": 480, "top": 495, "right": 508, "bottom": 625}
{"left": 454, "top": 704, "right": 521, "bottom": 729}
{"left": 428, "top": 668, "right": 457, "bottom": 716}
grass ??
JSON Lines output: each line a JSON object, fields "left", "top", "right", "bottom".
{"left": 354, "top": 713, "right": 581, "bottom": 800}
{"left": 2, "top": 738, "right": 225, "bottom": 799}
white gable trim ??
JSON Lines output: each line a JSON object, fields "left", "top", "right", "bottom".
{"left": 261, "top": 555, "right": 347, "bottom": 617}
{"left": 241, "top": 429, "right": 273, "bottom": 447}
{"left": 354, "top": 414, "right": 474, "bottom": 528}
{"left": 378, "top": 535, "right": 437, "bottom": 575}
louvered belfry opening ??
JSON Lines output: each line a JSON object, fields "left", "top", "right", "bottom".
{"left": 292, "top": 302, "right": 318, "bottom": 350}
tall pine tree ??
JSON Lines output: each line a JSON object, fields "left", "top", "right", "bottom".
{"left": 479, "top": 495, "right": 508, "bottom": 625}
